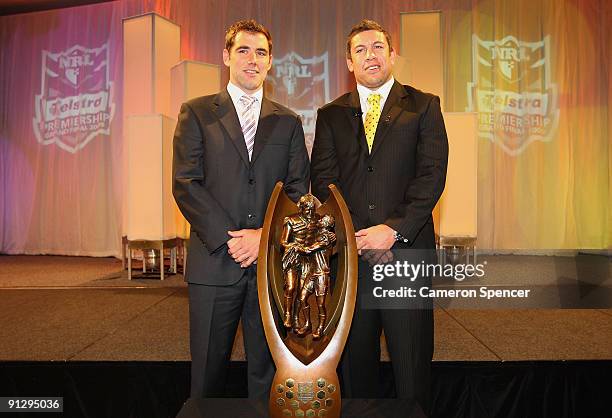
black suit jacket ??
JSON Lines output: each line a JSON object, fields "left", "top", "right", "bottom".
{"left": 173, "top": 90, "right": 310, "bottom": 285}
{"left": 311, "top": 81, "right": 448, "bottom": 249}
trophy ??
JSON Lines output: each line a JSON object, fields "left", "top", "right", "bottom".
{"left": 257, "top": 183, "right": 357, "bottom": 418}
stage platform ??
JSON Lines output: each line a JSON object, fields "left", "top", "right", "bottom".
{"left": 1, "top": 255, "right": 611, "bottom": 417}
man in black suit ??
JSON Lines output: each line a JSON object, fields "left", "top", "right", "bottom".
{"left": 310, "top": 19, "right": 448, "bottom": 415}
{"left": 172, "top": 19, "right": 309, "bottom": 399}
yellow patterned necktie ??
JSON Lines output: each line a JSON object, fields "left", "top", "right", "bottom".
{"left": 364, "top": 93, "right": 381, "bottom": 153}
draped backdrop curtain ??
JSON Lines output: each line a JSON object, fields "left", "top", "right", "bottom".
{"left": 0, "top": 0, "right": 609, "bottom": 257}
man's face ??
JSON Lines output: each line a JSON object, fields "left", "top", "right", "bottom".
{"left": 347, "top": 30, "right": 395, "bottom": 89}
{"left": 223, "top": 31, "right": 272, "bottom": 94}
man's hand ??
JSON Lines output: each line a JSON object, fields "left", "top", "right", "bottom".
{"left": 227, "top": 228, "right": 262, "bottom": 268}
{"left": 355, "top": 224, "right": 395, "bottom": 253}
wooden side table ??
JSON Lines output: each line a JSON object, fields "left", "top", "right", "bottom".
{"left": 437, "top": 236, "right": 477, "bottom": 266}
{"left": 125, "top": 238, "right": 184, "bottom": 280}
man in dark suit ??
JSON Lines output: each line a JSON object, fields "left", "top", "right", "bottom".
{"left": 172, "top": 19, "right": 309, "bottom": 399}
{"left": 310, "top": 19, "right": 448, "bottom": 415}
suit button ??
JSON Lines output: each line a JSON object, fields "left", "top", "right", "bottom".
{"left": 368, "top": 204, "right": 376, "bottom": 210}
{"left": 248, "top": 214, "right": 254, "bottom": 219}
{"left": 367, "top": 166, "right": 374, "bottom": 172}
{"left": 248, "top": 179, "right": 255, "bottom": 185}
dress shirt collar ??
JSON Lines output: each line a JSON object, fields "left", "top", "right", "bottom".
{"left": 227, "top": 81, "right": 263, "bottom": 108}
{"left": 357, "top": 76, "right": 395, "bottom": 115}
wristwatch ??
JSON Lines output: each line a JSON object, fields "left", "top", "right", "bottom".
{"left": 393, "top": 229, "right": 410, "bottom": 243}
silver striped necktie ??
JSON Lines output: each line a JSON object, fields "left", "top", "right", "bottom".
{"left": 239, "top": 95, "right": 258, "bottom": 160}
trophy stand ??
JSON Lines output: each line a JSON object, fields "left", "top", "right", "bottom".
{"left": 257, "top": 183, "right": 358, "bottom": 418}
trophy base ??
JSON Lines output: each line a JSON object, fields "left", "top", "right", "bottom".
{"left": 176, "top": 398, "right": 426, "bottom": 418}
{"left": 269, "top": 370, "right": 340, "bottom": 417}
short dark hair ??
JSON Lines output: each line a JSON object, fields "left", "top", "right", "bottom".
{"left": 346, "top": 19, "right": 393, "bottom": 58}
{"left": 225, "top": 19, "right": 273, "bottom": 55}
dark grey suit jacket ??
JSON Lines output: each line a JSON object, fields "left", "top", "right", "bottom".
{"left": 310, "top": 81, "right": 448, "bottom": 249}
{"left": 173, "top": 90, "right": 310, "bottom": 285}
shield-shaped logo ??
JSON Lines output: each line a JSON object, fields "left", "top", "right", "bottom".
{"left": 476, "top": 36, "right": 534, "bottom": 83}
{"left": 268, "top": 52, "right": 330, "bottom": 150}
{"left": 467, "top": 35, "right": 559, "bottom": 155}
{"left": 33, "top": 42, "right": 115, "bottom": 153}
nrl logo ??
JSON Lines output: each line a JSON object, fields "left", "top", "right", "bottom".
{"left": 268, "top": 52, "right": 330, "bottom": 150}
{"left": 33, "top": 42, "right": 115, "bottom": 153}
{"left": 467, "top": 35, "right": 559, "bottom": 155}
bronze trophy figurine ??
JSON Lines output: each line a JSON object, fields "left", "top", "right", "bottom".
{"left": 258, "top": 183, "right": 357, "bottom": 418}
{"left": 280, "top": 194, "right": 319, "bottom": 332}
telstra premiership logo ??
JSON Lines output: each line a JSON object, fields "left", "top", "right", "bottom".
{"left": 268, "top": 52, "right": 330, "bottom": 150}
{"left": 467, "top": 35, "right": 559, "bottom": 156}
{"left": 33, "top": 42, "right": 115, "bottom": 153}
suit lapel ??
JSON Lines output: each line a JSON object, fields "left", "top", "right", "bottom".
{"left": 343, "top": 90, "right": 368, "bottom": 155}
{"left": 370, "top": 81, "right": 408, "bottom": 157}
{"left": 250, "top": 97, "right": 278, "bottom": 164}
{"left": 213, "top": 90, "right": 250, "bottom": 167}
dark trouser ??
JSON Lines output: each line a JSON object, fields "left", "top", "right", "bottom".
{"left": 341, "top": 259, "right": 434, "bottom": 415}
{"left": 188, "top": 267, "right": 274, "bottom": 399}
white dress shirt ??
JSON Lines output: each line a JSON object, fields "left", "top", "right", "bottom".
{"left": 356, "top": 76, "right": 395, "bottom": 124}
{"left": 226, "top": 81, "right": 264, "bottom": 133}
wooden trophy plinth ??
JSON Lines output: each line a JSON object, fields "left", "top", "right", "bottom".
{"left": 258, "top": 183, "right": 357, "bottom": 418}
